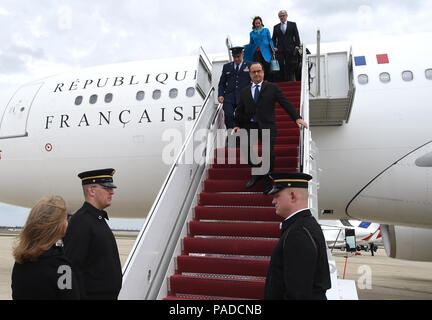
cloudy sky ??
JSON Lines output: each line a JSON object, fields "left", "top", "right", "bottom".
{"left": 0, "top": 0, "right": 431, "bottom": 228}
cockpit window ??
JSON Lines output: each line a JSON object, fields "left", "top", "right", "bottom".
{"left": 169, "top": 88, "right": 178, "bottom": 99}
{"left": 152, "top": 89, "right": 161, "bottom": 100}
{"left": 89, "top": 94, "right": 98, "bottom": 104}
{"left": 425, "top": 69, "right": 432, "bottom": 80}
{"left": 186, "top": 87, "right": 195, "bottom": 97}
{"left": 104, "top": 93, "right": 113, "bottom": 103}
{"left": 75, "top": 96, "right": 83, "bottom": 106}
{"left": 136, "top": 90, "right": 145, "bottom": 101}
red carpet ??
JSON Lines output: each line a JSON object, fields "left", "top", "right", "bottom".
{"left": 164, "top": 81, "right": 301, "bottom": 300}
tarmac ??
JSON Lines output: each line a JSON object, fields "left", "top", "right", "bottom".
{"left": 1, "top": 232, "right": 432, "bottom": 300}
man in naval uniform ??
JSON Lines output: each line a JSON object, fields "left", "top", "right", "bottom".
{"left": 63, "top": 168, "right": 122, "bottom": 300}
{"left": 218, "top": 46, "right": 252, "bottom": 129}
{"left": 264, "top": 172, "right": 331, "bottom": 300}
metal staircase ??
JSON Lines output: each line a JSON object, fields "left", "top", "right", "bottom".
{"left": 119, "top": 45, "right": 357, "bottom": 300}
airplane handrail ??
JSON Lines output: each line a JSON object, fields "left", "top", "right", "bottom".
{"left": 299, "top": 43, "right": 319, "bottom": 218}
{"left": 299, "top": 43, "right": 311, "bottom": 174}
{"left": 119, "top": 86, "right": 219, "bottom": 300}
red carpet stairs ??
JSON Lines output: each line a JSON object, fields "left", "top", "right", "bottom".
{"left": 165, "top": 81, "right": 302, "bottom": 300}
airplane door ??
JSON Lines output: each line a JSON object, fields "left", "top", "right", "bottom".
{"left": 196, "top": 47, "right": 212, "bottom": 98}
{"left": 0, "top": 82, "right": 43, "bottom": 139}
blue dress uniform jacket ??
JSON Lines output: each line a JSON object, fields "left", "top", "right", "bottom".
{"left": 11, "top": 245, "right": 80, "bottom": 300}
{"left": 63, "top": 202, "right": 122, "bottom": 300}
{"left": 218, "top": 60, "right": 252, "bottom": 105}
{"left": 218, "top": 60, "right": 251, "bottom": 128}
{"left": 264, "top": 210, "right": 331, "bottom": 300}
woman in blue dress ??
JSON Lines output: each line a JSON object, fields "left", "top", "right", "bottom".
{"left": 244, "top": 16, "right": 275, "bottom": 80}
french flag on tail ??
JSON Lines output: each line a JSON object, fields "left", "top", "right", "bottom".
{"left": 362, "top": 226, "right": 382, "bottom": 242}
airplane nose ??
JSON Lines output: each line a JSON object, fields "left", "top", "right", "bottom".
{"left": 346, "top": 142, "right": 432, "bottom": 225}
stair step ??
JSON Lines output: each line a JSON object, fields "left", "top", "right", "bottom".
{"left": 189, "top": 221, "right": 280, "bottom": 238}
{"left": 168, "top": 274, "right": 265, "bottom": 299}
{"left": 195, "top": 206, "right": 282, "bottom": 222}
{"left": 278, "top": 81, "right": 301, "bottom": 88}
{"left": 275, "top": 114, "right": 302, "bottom": 121}
{"left": 199, "top": 192, "right": 274, "bottom": 207}
{"left": 275, "top": 121, "right": 299, "bottom": 128}
{"left": 183, "top": 237, "right": 277, "bottom": 256}
{"left": 275, "top": 128, "right": 300, "bottom": 137}
{"left": 215, "top": 145, "right": 299, "bottom": 158}
{"left": 194, "top": 206, "right": 282, "bottom": 222}
{"left": 176, "top": 255, "right": 270, "bottom": 277}
{"left": 204, "top": 179, "right": 264, "bottom": 192}
{"left": 275, "top": 136, "right": 300, "bottom": 144}
{"left": 207, "top": 167, "right": 298, "bottom": 179}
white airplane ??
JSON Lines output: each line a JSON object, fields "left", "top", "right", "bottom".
{"left": 0, "top": 31, "right": 431, "bottom": 268}
{"left": 320, "top": 219, "right": 381, "bottom": 249}
{"left": 310, "top": 32, "right": 432, "bottom": 261}
{"left": 0, "top": 54, "right": 211, "bottom": 218}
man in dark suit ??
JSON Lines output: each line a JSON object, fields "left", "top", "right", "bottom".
{"left": 218, "top": 46, "right": 252, "bottom": 129}
{"left": 264, "top": 172, "right": 331, "bottom": 300}
{"left": 272, "top": 10, "right": 300, "bottom": 81}
{"left": 232, "top": 62, "right": 308, "bottom": 194}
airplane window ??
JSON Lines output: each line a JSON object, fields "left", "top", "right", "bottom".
{"left": 379, "top": 72, "right": 391, "bottom": 83}
{"left": 357, "top": 74, "right": 368, "bottom": 85}
{"left": 89, "top": 94, "right": 98, "bottom": 104}
{"left": 425, "top": 69, "right": 432, "bottom": 80}
{"left": 152, "top": 89, "right": 161, "bottom": 100}
{"left": 186, "top": 87, "right": 195, "bottom": 97}
{"left": 136, "top": 91, "right": 145, "bottom": 101}
{"left": 402, "top": 71, "right": 413, "bottom": 82}
{"left": 75, "top": 96, "right": 83, "bottom": 106}
{"left": 105, "top": 93, "right": 113, "bottom": 103}
{"left": 169, "top": 88, "right": 178, "bottom": 99}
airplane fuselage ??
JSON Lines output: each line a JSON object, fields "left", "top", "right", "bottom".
{"left": 312, "top": 34, "right": 432, "bottom": 228}
{"left": 0, "top": 56, "right": 203, "bottom": 218}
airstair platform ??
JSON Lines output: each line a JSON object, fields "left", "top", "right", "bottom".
{"left": 308, "top": 48, "right": 356, "bottom": 126}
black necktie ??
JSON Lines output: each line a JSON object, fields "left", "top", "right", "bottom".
{"left": 235, "top": 64, "right": 239, "bottom": 73}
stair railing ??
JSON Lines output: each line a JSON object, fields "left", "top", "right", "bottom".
{"left": 119, "top": 87, "right": 223, "bottom": 299}
{"left": 299, "top": 43, "right": 319, "bottom": 219}
{"left": 299, "top": 43, "right": 310, "bottom": 173}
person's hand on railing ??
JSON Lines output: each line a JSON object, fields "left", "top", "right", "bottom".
{"left": 231, "top": 127, "right": 240, "bottom": 135}
{"left": 296, "top": 118, "right": 308, "bottom": 129}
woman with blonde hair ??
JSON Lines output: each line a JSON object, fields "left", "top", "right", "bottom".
{"left": 11, "top": 196, "right": 79, "bottom": 299}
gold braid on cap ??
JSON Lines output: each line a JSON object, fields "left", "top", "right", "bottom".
{"left": 274, "top": 179, "right": 309, "bottom": 183}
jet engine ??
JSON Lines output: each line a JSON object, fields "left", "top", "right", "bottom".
{"left": 381, "top": 224, "right": 432, "bottom": 261}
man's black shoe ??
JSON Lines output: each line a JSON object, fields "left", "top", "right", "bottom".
{"left": 245, "top": 175, "right": 263, "bottom": 189}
